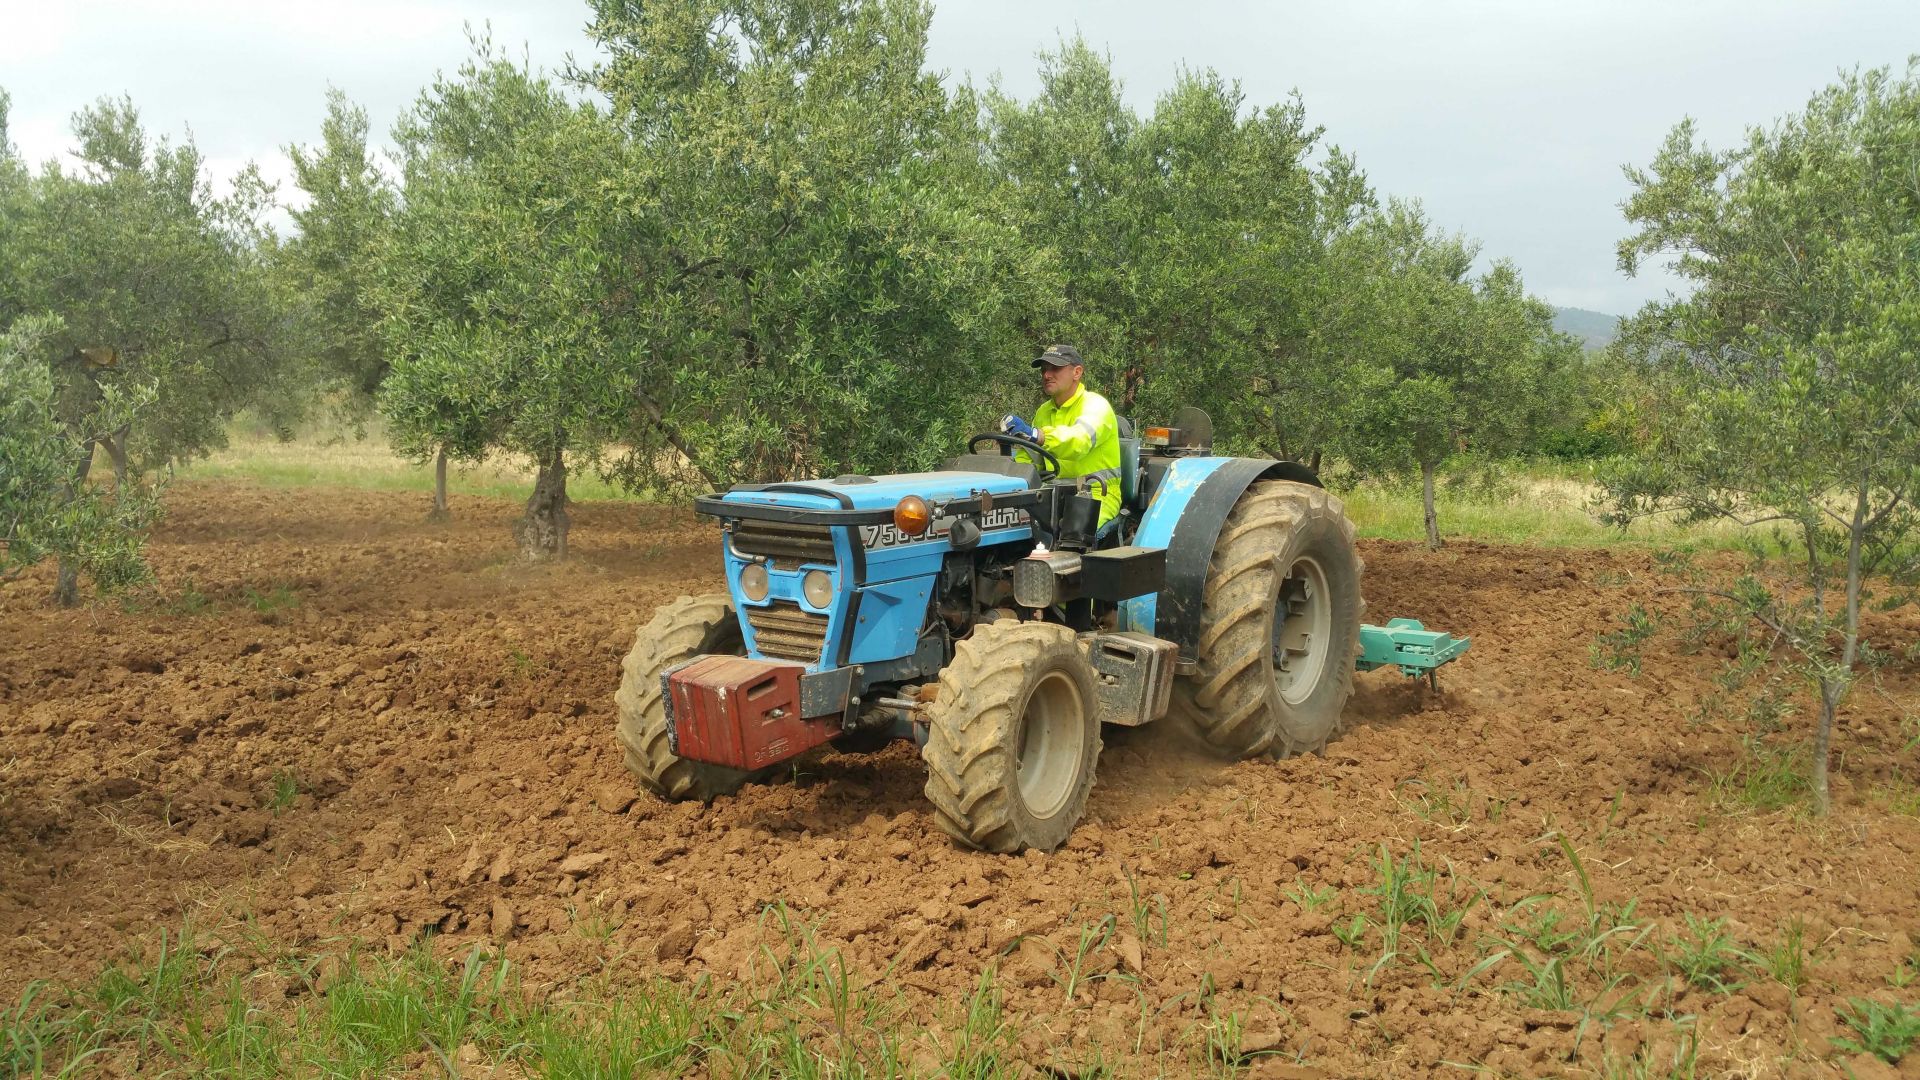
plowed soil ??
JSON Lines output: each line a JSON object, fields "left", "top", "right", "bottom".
{"left": 4, "top": 481, "right": 1919, "bottom": 1078}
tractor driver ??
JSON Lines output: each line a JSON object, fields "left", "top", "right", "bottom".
{"left": 1001, "top": 344, "right": 1122, "bottom": 531}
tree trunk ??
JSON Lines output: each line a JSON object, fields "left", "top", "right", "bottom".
{"left": 1308, "top": 449, "right": 1323, "bottom": 474}
{"left": 515, "top": 449, "right": 569, "bottom": 560}
{"left": 52, "top": 441, "right": 96, "bottom": 607}
{"left": 1813, "top": 683, "right": 1835, "bottom": 816}
{"left": 105, "top": 425, "right": 130, "bottom": 488}
{"left": 428, "top": 447, "right": 450, "bottom": 522}
{"left": 1811, "top": 478, "right": 1871, "bottom": 817}
{"left": 53, "top": 560, "right": 80, "bottom": 608}
{"left": 1421, "top": 460, "right": 1442, "bottom": 551}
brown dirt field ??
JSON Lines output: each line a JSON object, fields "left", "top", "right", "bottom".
{"left": 4, "top": 481, "right": 1919, "bottom": 1077}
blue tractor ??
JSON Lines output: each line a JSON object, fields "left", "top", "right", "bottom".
{"left": 615, "top": 409, "right": 1467, "bottom": 852}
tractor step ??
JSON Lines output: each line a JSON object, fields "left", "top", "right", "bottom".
{"left": 1356, "top": 619, "right": 1470, "bottom": 679}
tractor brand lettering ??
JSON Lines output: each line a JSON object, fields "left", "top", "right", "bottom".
{"left": 861, "top": 506, "right": 1028, "bottom": 549}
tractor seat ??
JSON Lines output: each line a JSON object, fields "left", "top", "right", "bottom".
{"left": 942, "top": 453, "right": 1041, "bottom": 488}
{"left": 1115, "top": 416, "right": 1141, "bottom": 506}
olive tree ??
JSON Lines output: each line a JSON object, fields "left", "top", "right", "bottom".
{"left": 286, "top": 90, "right": 396, "bottom": 408}
{"left": 2, "top": 93, "right": 295, "bottom": 603}
{"left": 16, "top": 98, "right": 297, "bottom": 473}
{"left": 284, "top": 92, "right": 412, "bottom": 500}
{"left": 1122, "top": 74, "right": 1326, "bottom": 434}
{"left": 1598, "top": 63, "right": 1920, "bottom": 815}
{"left": 1309, "top": 201, "right": 1578, "bottom": 548}
{"left": 375, "top": 51, "right": 634, "bottom": 558}
{"left": 0, "top": 315, "right": 161, "bottom": 597}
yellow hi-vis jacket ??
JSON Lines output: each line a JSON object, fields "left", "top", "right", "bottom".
{"left": 1019, "top": 384, "right": 1122, "bottom": 527}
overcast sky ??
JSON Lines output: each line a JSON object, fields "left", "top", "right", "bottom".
{"left": 5, "top": 1, "right": 1914, "bottom": 314}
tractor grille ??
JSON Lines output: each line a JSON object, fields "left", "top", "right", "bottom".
{"left": 731, "top": 520, "right": 837, "bottom": 570}
{"left": 747, "top": 601, "right": 830, "bottom": 664}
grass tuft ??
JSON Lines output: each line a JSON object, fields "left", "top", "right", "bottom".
{"left": 240, "top": 584, "right": 300, "bottom": 614}
{"left": 1598, "top": 1029, "right": 1699, "bottom": 1079}
{"left": 1833, "top": 998, "right": 1920, "bottom": 1064}
{"left": 1659, "top": 915, "right": 1750, "bottom": 995}
{"left": 1759, "top": 917, "right": 1809, "bottom": 995}
{"left": 265, "top": 771, "right": 300, "bottom": 815}
{"left": 1705, "top": 736, "right": 1812, "bottom": 814}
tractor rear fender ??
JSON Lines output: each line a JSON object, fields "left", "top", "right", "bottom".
{"left": 1118, "top": 457, "right": 1321, "bottom": 657}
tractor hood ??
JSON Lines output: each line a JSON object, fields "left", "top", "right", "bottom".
{"left": 700, "top": 471, "right": 1038, "bottom": 673}
{"left": 714, "top": 471, "right": 1033, "bottom": 514}
{"left": 706, "top": 471, "right": 1039, "bottom": 567}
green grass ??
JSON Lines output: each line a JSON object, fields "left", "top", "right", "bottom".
{"left": 0, "top": 917, "right": 1031, "bottom": 1079}
{"left": 1283, "top": 879, "right": 1337, "bottom": 913}
{"left": 1870, "top": 771, "right": 1920, "bottom": 817}
{"left": 119, "top": 579, "right": 301, "bottom": 620}
{"left": 1340, "top": 465, "right": 1747, "bottom": 549}
{"left": 1659, "top": 915, "right": 1750, "bottom": 995}
{"left": 9, "top": 859, "right": 1898, "bottom": 1076}
{"left": 1597, "top": 1031, "right": 1700, "bottom": 1079}
{"left": 182, "top": 421, "right": 640, "bottom": 503}
{"left": 180, "top": 421, "right": 1754, "bottom": 551}
{"left": 1760, "top": 917, "right": 1810, "bottom": 995}
{"left": 1833, "top": 998, "right": 1920, "bottom": 1064}
{"left": 1892, "top": 947, "right": 1920, "bottom": 991}
{"left": 1706, "top": 736, "right": 1813, "bottom": 814}
{"left": 1331, "top": 842, "right": 1487, "bottom": 987}
{"left": 265, "top": 771, "right": 300, "bottom": 815}
{"left": 1393, "top": 776, "right": 1510, "bottom": 830}
{"left": 240, "top": 584, "right": 300, "bottom": 613}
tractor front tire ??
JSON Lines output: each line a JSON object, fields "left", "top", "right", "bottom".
{"left": 922, "top": 622, "right": 1102, "bottom": 853}
{"left": 1170, "top": 480, "right": 1364, "bottom": 758}
{"left": 614, "top": 594, "right": 768, "bottom": 802}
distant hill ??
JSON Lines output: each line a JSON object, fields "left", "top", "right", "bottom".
{"left": 1551, "top": 306, "right": 1622, "bottom": 352}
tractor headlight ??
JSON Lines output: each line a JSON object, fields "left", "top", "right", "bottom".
{"left": 893, "top": 495, "right": 930, "bottom": 535}
{"left": 740, "top": 561, "right": 770, "bottom": 602}
{"left": 802, "top": 569, "right": 834, "bottom": 609}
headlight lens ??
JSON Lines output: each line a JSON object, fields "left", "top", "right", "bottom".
{"left": 739, "top": 561, "right": 770, "bottom": 601}
{"left": 894, "top": 495, "right": 930, "bottom": 535}
{"left": 802, "top": 569, "right": 834, "bottom": 609}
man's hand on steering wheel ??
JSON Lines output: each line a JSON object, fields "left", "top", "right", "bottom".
{"left": 968, "top": 431, "right": 1060, "bottom": 481}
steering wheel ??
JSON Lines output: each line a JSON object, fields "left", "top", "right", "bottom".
{"left": 968, "top": 432, "right": 1060, "bottom": 481}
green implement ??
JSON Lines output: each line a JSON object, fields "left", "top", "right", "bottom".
{"left": 1356, "top": 618, "right": 1470, "bottom": 681}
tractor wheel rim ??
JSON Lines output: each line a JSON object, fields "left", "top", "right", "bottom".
{"left": 1016, "top": 670, "right": 1086, "bottom": 820}
{"left": 1273, "top": 555, "right": 1332, "bottom": 705}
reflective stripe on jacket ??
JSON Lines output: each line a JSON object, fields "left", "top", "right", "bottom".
{"left": 1024, "top": 384, "right": 1122, "bottom": 527}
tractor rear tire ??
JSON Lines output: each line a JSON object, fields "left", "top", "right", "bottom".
{"left": 1169, "top": 480, "right": 1364, "bottom": 758}
{"left": 614, "top": 594, "right": 769, "bottom": 802}
{"left": 921, "top": 622, "right": 1102, "bottom": 853}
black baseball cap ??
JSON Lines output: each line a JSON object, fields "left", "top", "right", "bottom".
{"left": 1032, "top": 344, "right": 1083, "bottom": 369}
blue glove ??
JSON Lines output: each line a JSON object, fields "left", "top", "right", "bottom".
{"left": 1000, "top": 414, "right": 1039, "bottom": 442}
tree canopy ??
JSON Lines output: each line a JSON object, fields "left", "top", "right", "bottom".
{"left": 585, "top": 0, "right": 1035, "bottom": 489}
{"left": 3, "top": 1, "right": 1595, "bottom": 576}
{"left": 1, "top": 92, "right": 292, "bottom": 602}
{"left": 285, "top": 89, "right": 399, "bottom": 425}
